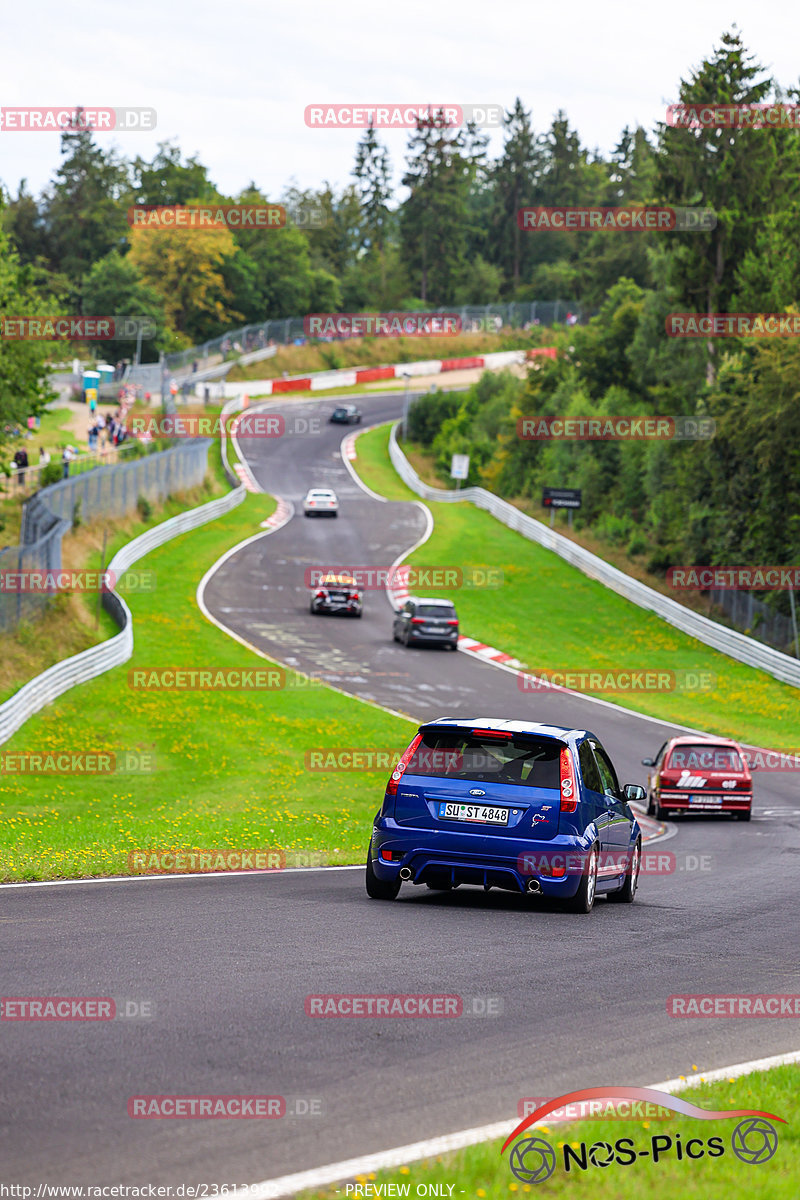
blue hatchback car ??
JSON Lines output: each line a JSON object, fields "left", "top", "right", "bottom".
{"left": 366, "top": 718, "right": 645, "bottom": 913}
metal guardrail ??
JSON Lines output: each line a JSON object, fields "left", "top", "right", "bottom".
{"left": 388, "top": 424, "right": 800, "bottom": 690}
{"left": 0, "top": 484, "right": 246, "bottom": 747}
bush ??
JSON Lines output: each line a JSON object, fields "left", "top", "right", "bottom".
{"left": 72, "top": 498, "right": 82, "bottom": 528}
{"left": 320, "top": 347, "right": 345, "bottom": 371}
{"left": 627, "top": 533, "right": 650, "bottom": 557}
{"left": 122, "top": 438, "right": 147, "bottom": 460}
{"left": 137, "top": 495, "right": 153, "bottom": 522}
{"left": 41, "top": 460, "right": 63, "bottom": 487}
{"left": 406, "top": 392, "right": 462, "bottom": 445}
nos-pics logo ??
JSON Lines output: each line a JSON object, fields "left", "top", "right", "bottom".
{"left": 502, "top": 1087, "right": 781, "bottom": 1183}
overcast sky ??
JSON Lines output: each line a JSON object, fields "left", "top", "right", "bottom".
{"left": 3, "top": 1, "right": 799, "bottom": 203}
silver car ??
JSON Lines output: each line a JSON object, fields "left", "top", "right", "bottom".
{"left": 303, "top": 488, "right": 339, "bottom": 517}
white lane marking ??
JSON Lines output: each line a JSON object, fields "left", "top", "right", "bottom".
{"left": 0, "top": 866, "right": 365, "bottom": 891}
{"left": 232, "top": 1049, "right": 800, "bottom": 1199}
{"left": 338, "top": 421, "right": 435, "bottom": 615}
{"left": 339, "top": 424, "right": 390, "bottom": 502}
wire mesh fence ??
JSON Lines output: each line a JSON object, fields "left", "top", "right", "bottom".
{"left": 707, "top": 589, "right": 798, "bottom": 657}
{"left": 159, "top": 301, "right": 583, "bottom": 378}
{"left": 0, "top": 439, "right": 210, "bottom": 633}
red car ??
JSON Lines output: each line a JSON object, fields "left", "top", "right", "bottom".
{"left": 642, "top": 736, "right": 752, "bottom": 821}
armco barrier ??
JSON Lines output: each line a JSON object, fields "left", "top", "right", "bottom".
{"left": 222, "top": 347, "right": 557, "bottom": 401}
{"left": 388, "top": 425, "right": 800, "bottom": 690}
{"left": 0, "top": 457, "right": 246, "bottom": 747}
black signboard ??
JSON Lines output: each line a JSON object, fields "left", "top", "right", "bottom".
{"left": 542, "top": 487, "right": 582, "bottom": 510}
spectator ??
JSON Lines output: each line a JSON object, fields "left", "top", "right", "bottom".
{"left": 62, "top": 447, "right": 71, "bottom": 479}
{"left": 13, "top": 447, "right": 28, "bottom": 486}
{"left": 39, "top": 446, "right": 50, "bottom": 466}
{"left": 89, "top": 395, "right": 97, "bottom": 416}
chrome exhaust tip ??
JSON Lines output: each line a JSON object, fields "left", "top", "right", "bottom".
{"left": 399, "top": 867, "right": 413, "bottom": 881}
{"left": 526, "top": 878, "right": 542, "bottom": 894}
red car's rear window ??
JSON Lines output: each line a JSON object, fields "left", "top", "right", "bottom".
{"left": 667, "top": 744, "right": 743, "bottom": 772}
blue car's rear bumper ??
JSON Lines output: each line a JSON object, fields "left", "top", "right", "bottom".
{"left": 370, "top": 816, "right": 613, "bottom": 898}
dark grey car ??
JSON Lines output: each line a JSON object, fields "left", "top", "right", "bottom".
{"left": 392, "top": 597, "right": 459, "bottom": 649}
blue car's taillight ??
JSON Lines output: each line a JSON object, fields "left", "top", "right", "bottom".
{"left": 560, "top": 747, "right": 578, "bottom": 813}
{"left": 386, "top": 733, "right": 423, "bottom": 796}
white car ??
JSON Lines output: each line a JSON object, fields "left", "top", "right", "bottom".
{"left": 303, "top": 487, "right": 339, "bottom": 517}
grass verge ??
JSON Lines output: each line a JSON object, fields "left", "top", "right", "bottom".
{"left": 351, "top": 424, "right": 800, "bottom": 749}
{"left": 0, "top": 424, "right": 229, "bottom": 703}
{"left": 297, "top": 1065, "right": 797, "bottom": 1200}
{"left": 225, "top": 331, "right": 534, "bottom": 382}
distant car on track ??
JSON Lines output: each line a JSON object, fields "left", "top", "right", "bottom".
{"left": 303, "top": 487, "right": 338, "bottom": 517}
{"left": 642, "top": 736, "right": 752, "bottom": 821}
{"left": 309, "top": 572, "right": 362, "bottom": 618}
{"left": 392, "top": 597, "right": 458, "bottom": 649}
{"left": 367, "top": 718, "right": 645, "bottom": 912}
{"left": 329, "top": 405, "right": 362, "bottom": 425}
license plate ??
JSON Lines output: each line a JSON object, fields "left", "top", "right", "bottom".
{"left": 439, "top": 802, "right": 509, "bottom": 825}
{"left": 689, "top": 796, "right": 723, "bottom": 804}
{"left": 423, "top": 625, "right": 442, "bottom": 634}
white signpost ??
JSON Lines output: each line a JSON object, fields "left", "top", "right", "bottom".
{"left": 450, "top": 454, "right": 469, "bottom": 490}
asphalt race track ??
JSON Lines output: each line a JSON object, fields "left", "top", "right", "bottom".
{"left": 2, "top": 391, "right": 799, "bottom": 1186}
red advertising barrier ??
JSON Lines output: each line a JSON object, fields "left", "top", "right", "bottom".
{"left": 355, "top": 367, "right": 396, "bottom": 382}
{"left": 528, "top": 347, "right": 557, "bottom": 360}
{"left": 272, "top": 377, "right": 312, "bottom": 393}
{"left": 440, "top": 357, "right": 485, "bottom": 371}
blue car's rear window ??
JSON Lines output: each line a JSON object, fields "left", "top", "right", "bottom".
{"left": 406, "top": 732, "right": 563, "bottom": 787}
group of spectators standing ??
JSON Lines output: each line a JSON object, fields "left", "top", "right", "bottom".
{"left": 87, "top": 411, "right": 128, "bottom": 453}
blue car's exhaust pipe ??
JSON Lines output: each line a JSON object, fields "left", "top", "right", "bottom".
{"left": 399, "top": 867, "right": 413, "bottom": 880}
{"left": 526, "top": 878, "right": 542, "bottom": 894}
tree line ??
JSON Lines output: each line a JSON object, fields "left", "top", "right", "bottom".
{"left": 2, "top": 30, "right": 799, "bottom": 451}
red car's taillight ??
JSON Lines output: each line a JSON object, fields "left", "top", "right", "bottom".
{"left": 386, "top": 733, "right": 423, "bottom": 796}
{"left": 315, "top": 589, "right": 327, "bottom": 599}
{"left": 560, "top": 747, "right": 578, "bottom": 812}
